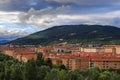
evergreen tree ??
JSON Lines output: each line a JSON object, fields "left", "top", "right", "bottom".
{"left": 36, "top": 53, "right": 44, "bottom": 66}
{"left": 59, "top": 64, "right": 66, "bottom": 70}
{"left": 45, "top": 58, "right": 52, "bottom": 68}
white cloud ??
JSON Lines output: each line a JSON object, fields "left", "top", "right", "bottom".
{"left": 0, "top": 11, "right": 20, "bottom": 24}
{"left": 0, "top": 6, "right": 120, "bottom": 32}
{"left": 17, "top": 5, "right": 71, "bottom": 28}
{"left": 17, "top": 9, "right": 120, "bottom": 29}
{"left": 0, "top": 25, "right": 29, "bottom": 40}
{"left": 33, "top": 10, "right": 120, "bottom": 28}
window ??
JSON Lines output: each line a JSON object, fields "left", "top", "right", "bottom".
{"left": 90, "top": 60, "right": 94, "bottom": 68}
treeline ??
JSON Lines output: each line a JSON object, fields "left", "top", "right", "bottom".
{"left": 0, "top": 53, "right": 120, "bottom": 80}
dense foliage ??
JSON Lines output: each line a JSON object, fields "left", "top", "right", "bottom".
{"left": 0, "top": 53, "right": 120, "bottom": 80}
{"left": 8, "top": 25, "right": 120, "bottom": 45}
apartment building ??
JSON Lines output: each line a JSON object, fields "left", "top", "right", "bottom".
{"left": 89, "top": 56, "right": 120, "bottom": 69}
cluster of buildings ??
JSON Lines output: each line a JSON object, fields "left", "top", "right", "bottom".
{"left": 0, "top": 44, "right": 120, "bottom": 70}
{"left": 39, "top": 44, "right": 120, "bottom": 70}
{"left": 0, "top": 45, "right": 37, "bottom": 62}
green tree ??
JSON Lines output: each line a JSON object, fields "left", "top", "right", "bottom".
{"left": 0, "top": 62, "right": 5, "bottom": 80}
{"left": 58, "top": 70, "right": 67, "bottom": 80}
{"left": 44, "top": 69, "right": 59, "bottom": 80}
{"left": 37, "top": 66, "right": 50, "bottom": 80}
{"left": 45, "top": 58, "right": 52, "bottom": 68}
{"left": 98, "top": 71, "right": 112, "bottom": 80}
{"left": 66, "top": 70, "right": 83, "bottom": 80}
{"left": 59, "top": 64, "right": 66, "bottom": 70}
{"left": 4, "top": 60, "right": 14, "bottom": 80}
{"left": 24, "top": 59, "right": 37, "bottom": 80}
{"left": 111, "top": 72, "right": 120, "bottom": 80}
{"left": 10, "top": 64, "right": 23, "bottom": 80}
{"left": 36, "top": 53, "right": 44, "bottom": 66}
{"left": 82, "top": 67, "right": 100, "bottom": 80}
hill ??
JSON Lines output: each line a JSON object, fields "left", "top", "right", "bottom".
{"left": 0, "top": 39, "right": 11, "bottom": 44}
{"left": 8, "top": 25, "right": 120, "bottom": 45}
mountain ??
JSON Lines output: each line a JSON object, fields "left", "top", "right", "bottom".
{"left": 8, "top": 25, "right": 120, "bottom": 45}
{"left": 0, "top": 39, "right": 11, "bottom": 44}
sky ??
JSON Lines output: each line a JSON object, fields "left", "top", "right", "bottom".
{"left": 0, "top": 0, "right": 120, "bottom": 40}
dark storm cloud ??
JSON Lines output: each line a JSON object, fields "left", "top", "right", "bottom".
{"left": 47, "top": 0, "right": 120, "bottom": 14}
{"left": 0, "top": 0, "right": 68, "bottom": 12}
{"left": 46, "top": 0, "right": 120, "bottom": 5}
{"left": 0, "top": 0, "right": 49, "bottom": 11}
{"left": 0, "top": 0, "right": 120, "bottom": 12}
